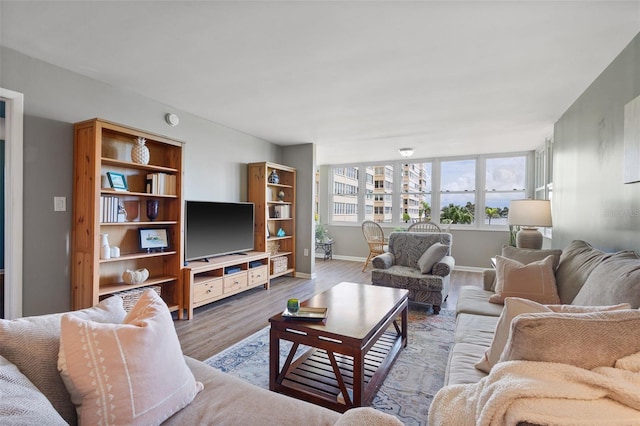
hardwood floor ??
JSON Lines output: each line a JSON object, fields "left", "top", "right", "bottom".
{"left": 174, "top": 259, "right": 482, "bottom": 361}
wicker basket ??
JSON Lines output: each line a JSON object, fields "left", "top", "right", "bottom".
{"left": 115, "top": 286, "right": 161, "bottom": 312}
{"left": 270, "top": 256, "right": 288, "bottom": 275}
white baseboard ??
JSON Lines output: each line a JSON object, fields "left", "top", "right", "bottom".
{"left": 313, "top": 254, "right": 486, "bottom": 273}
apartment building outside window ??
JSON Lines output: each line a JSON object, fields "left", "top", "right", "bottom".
{"left": 328, "top": 152, "right": 533, "bottom": 227}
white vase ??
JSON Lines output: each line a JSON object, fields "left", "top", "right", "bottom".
{"left": 131, "top": 137, "right": 150, "bottom": 164}
{"left": 100, "top": 233, "right": 110, "bottom": 259}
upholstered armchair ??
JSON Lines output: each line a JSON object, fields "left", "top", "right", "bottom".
{"left": 371, "top": 232, "right": 454, "bottom": 314}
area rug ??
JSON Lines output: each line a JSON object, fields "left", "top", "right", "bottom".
{"left": 205, "top": 306, "right": 456, "bottom": 425}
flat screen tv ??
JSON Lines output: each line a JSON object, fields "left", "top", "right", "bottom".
{"left": 185, "top": 200, "right": 255, "bottom": 262}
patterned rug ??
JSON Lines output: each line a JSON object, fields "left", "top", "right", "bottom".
{"left": 205, "top": 306, "right": 456, "bottom": 426}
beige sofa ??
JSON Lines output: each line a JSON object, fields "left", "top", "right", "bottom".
{"left": 0, "top": 297, "right": 403, "bottom": 426}
{"left": 428, "top": 240, "right": 640, "bottom": 424}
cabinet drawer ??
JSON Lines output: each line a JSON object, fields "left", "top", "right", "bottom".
{"left": 248, "top": 266, "right": 268, "bottom": 286}
{"left": 223, "top": 273, "right": 247, "bottom": 293}
{"left": 194, "top": 278, "right": 223, "bottom": 303}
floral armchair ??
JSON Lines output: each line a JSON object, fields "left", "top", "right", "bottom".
{"left": 371, "top": 232, "right": 454, "bottom": 314}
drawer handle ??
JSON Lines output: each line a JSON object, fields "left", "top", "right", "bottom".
{"left": 206, "top": 289, "right": 212, "bottom": 293}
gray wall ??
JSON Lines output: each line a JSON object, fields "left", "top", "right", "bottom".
{"left": 282, "top": 143, "right": 315, "bottom": 277}
{"left": 1, "top": 47, "right": 282, "bottom": 315}
{"left": 553, "top": 33, "right": 640, "bottom": 253}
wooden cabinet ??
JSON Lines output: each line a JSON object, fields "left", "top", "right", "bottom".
{"left": 183, "top": 252, "right": 270, "bottom": 319}
{"left": 71, "top": 118, "right": 184, "bottom": 317}
{"left": 248, "top": 162, "right": 296, "bottom": 279}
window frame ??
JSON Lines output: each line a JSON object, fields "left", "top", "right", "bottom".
{"left": 327, "top": 151, "right": 534, "bottom": 230}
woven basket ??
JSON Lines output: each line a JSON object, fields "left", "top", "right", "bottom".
{"left": 116, "top": 286, "right": 161, "bottom": 312}
{"left": 270, "top": 257, "right": 288, "bottom": 275}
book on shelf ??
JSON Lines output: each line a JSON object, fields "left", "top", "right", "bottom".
{"left": 145, "top": 173, "right": 176, "bottom": 196}
{"left": 274, "top": 204, "right": 290, "bottom": 219}
{"left": 100, "top": 195, "right": 121, "bottom": 223}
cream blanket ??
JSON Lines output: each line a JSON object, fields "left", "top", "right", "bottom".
{"left": 428, "top": 352, "right": 640, "bottom": 426}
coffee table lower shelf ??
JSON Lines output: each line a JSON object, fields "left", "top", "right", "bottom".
{"left": 274, "top": 330, "right": 401, "bottom": 412}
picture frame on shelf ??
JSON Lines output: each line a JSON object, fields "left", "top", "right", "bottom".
{"left": 106, "top": 172, "right": 128, "bottom": 191}
{"left": 139, "top": 228, "right": 169, "bottom": 252}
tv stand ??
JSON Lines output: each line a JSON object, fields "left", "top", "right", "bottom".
{"left": 182, "top": 251, "right": 270, "bottom": 319}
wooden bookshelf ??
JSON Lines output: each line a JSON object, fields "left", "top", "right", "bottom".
{"left": 71, "top": 118, "right": 185, "bottom": 317}
{"left": 248, "top": 162, "right": 296, "bottom": 279}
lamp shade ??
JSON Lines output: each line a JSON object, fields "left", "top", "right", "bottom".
{"left": 508, "top": 199, "right": 552, "bottom": 227}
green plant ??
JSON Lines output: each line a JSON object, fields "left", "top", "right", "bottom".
{"left": 315, "top": 223, "right": 329, "bottom": 242}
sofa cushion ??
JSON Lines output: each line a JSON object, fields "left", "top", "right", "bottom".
{"left": 554, "top": 240, "right": 615, "bottom": 303}
{"left": 501, "top": 245, "right": 563, "bottom": 270}
{"left": 455, "top": 286, "right": 504, "bottom": 317}
{"left": 417, "top": 242, "right": 449, "bottom": 273}
{"left": 475, "top": 298, "right": 551, "bottom": 373}
{"left": 0, "top": 355, "right": 67, "bottom": 425}
{"left": 476, "top": 298, "right": 633, "bottom": 374}
{"left": 58, "top": 289, "right": 203, "bottom": 425}
{"left": 489, "top": 255, "right": 560, "bottom": 305}
{"left": 445, "top": 342, "right": 489, "bottom": 386}
{"left": 571, "top": 251, "right": 640, "bottom": 308}
{"left": 372, "top": 266, "right": 443, "bottom": 292}
{"left": 0, "top": 296, "right": 127, "bottom": 424}
{"left": 164, "top": 357, "right": 342, "bottom": 425}
{"left": 499, "top": 309, "right": 640, "bottom": 370}
{"left": 454, "top": 313, "right": 498, "bottom": 346}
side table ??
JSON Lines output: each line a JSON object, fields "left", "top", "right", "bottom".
{"left": 315, "top": 239, "right": 334, "bottom": 261}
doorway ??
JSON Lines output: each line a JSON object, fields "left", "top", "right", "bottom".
{"left": 1, "top": 88, "right": 24, "bottom": 319}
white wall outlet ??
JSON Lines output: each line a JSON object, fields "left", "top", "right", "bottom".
{"left": 304, "top": 248, "right": 309, "bottom": 256}
{"left": 54, "top": 196, "right": 66, "bottom": 212}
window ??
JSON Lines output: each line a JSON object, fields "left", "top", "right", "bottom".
{"left": 440, "top": 159, "right": 475, "bottom": 224}
{"left": 372, "top": 165, "right": 393, "bottom": 223}
{"left": 484, "top": 155, "right": 527, "bottom": 225}
{"left": 330, "top": 166, "right": 359, "bottom": 223}
{"left": 401, "top": 162, "right": 432, "bottom": 223}
{"left": 328, "top": 152, "right": 532, "bottom": 228}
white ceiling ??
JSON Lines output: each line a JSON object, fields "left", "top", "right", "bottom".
{"left": 1, "top": 1, "right": 639, "bottom": 164}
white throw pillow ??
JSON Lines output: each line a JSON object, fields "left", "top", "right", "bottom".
{"left": 500, "top": 308, "right": 640, "bottom": 370}
{"left": 417, "top": 242, "right": 449, "bottom": 274}
{"left": 475, "top": 298, "right": 631, "bottom": 374}
{"left": 58, "top": 289, "right": 203, "bottom": 425}
{"left": 489, "top": 255, "right": 560, "bottom": 305}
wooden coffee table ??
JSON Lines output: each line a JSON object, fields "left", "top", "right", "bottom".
{"left": 269, "top": 282, "right": 408, "bottom": 412}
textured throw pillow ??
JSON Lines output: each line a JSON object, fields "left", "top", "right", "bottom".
{"left": 417, "top": 242, "right": 449, "bottom": 274}
{"left": 58, "top": 289, "right": 203, "bottom": 425}
{"left": 489, "top": 255, "right": 560, "bottom": 305}
{"left": 571, "top": 251, "right": 640, "bottom": 308}
{"left": 0, "top": 355, "right": 67, "bottom": 425}
{"left": 0, "top": 296, "right": 126, "bottom": 425}
{"left": 501, "top": 245, "right": 563, "bottom": 270}
{"left": 475, "top": 298, "right": 551, "bottom": 373}
{"left": 475, "top": 298, "right": 632, "bottom": 373}
{"left": 500, "top": 309, "right": 640, "bottom": 370}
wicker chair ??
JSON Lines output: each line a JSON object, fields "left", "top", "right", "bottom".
{"left": 361, "top": 221, "right": 388, "bottom": 271}
{"left": 407, "top": 221, "right": 441, "bottom": 233}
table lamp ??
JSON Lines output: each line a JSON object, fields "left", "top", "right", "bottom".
{"left": 507, "top": 199, "right": 552, "bottom": 249}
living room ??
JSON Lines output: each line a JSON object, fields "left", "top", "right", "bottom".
{"left": 1, "top": 2, "right": 640, "bottom": 424}
{"left": 1, "top": 1, "right": 638, "bottom": 319}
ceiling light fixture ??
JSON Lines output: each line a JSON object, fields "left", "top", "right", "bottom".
{"left": 398, "top": 148, "right": 414, "bottom": 158}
